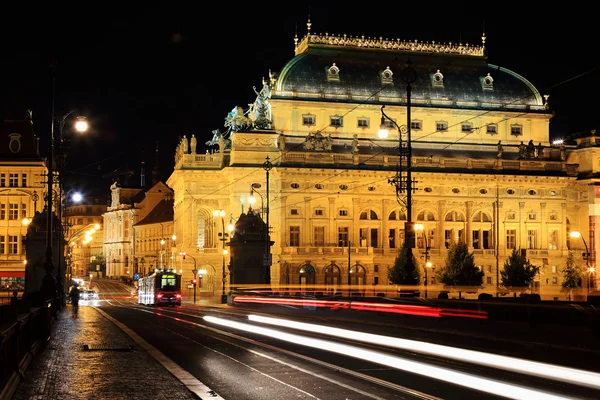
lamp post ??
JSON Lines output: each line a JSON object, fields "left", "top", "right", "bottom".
{"left": 379, "top": 60, "right": 418, "bottom": 285}
{"left": 570, "top": 231, "right": 593, "bottom": 294}
{"left": 43, "top": 86, "right": 88, "bottom": 310}
{"left": 415, "top": 224, "right": 432, "bottom": 298}
{"left": 214, "top": 209, "right": 228, "bottom": 303}
{"left": 61, "top": 190, "right": 82, "bottom": 297}
{"left": 248, "top": 186, "right": 265, "bottom": 219}
{"left": 263, "top": 156, "right": 273, "bottom": 285}
{"left": 180, "top": 252, "right": 197, "bottom": 304}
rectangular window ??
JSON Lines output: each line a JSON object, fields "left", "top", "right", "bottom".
{"left": 330, "top": 116, "right": 343, "bottom": 127}
{"left": 486, "top": 124, "right": 497, "bottom": 135}
{"left": 21, "top": 173, "right": 27, "bottom": 187}
{"left": 381, "top": 119, "right": 396, "bottom": 130}
{"left": 9, "top": 204, "right": 18, "bottom": 220}
{"left": 21, "top": 203, "right": 26, "bottom": 219}
{"left": 486, "top": 276, "right": 492, "bottom": 284}
{"left": 461, "top": 123, "right": 473, "bottom": 133}
{"left": 0, "top": 236, "right": 4, "bottom": 254}
{"left": 0, "top": 174, "right": 5, "bottom": 187}
{"left": 528, "top": 213, "right": 536, "bottom": 220}
{"left": 374, "top": 276, "right": 379, "bottom": 285}
{"left": 552, "top": 265, "right": 557, "bottom": 273}
{"left": 552, "top": 276, "right": 558, "bottom": 284}
{"left": 548, "top": 230, "right": 558, "bottom": 250}
{"left": 436, "top": 122, "right": 448, "bottom": 132}
{"left": 314, "top": 226, "right": 325, "bottom": 246}
{"left": 9, "top": 174, "right": 18, "bottom": 187}
{"left": 0, "top": 204, "right": 4, "bottom": 220}
{"left": 357, "top": 118, "right": 369, "bottom": 128}
{"left": 482, "top": 230, "right": 491, "bottom": 249}
{"left": 527, "top": 230, "right": 538, "bottom": 249}
{"left": 289, "top": 226, "right": 300, "bottom": 246}
{"left": 506, "top": 212, "right": 516, "bottom": 220}
{"left": 371, "top": 228, "right": 378, "bottom": 248}
{"left": 315, "top": 209, "right": 324, "bottom": 216}
{"left": 360, "top": 228, "right": 368, "bottom": 247}
{"left": 338, "top": 227, "right": 349, "bottom": 247}
{"left": 472, "top": 230, "right": 481, "bottom": 249}
{"left": 339, "top": 209, "right": 348, "bottom": 217}
{"left": 21, "top": 235, "right": 25, "bottom": 254}
{"left": 410, "top": 121, "right": 422, "bottom": 130}
{"left": 291, "top": 209, "right": 299, "bottom": 216}
{"left": 510, "top": 125, "right": 522, "bottom": 136}
{"left": 506, "top": 229, "right": 516, "bottom": 249}
{"left": 8, "top": 236, "right": 18, "bottom": 254}
{"left": 389, "top": 228, "right": 396, "bottom": 248}
{"left": 302, "top": 114, "right": 315, "bottom": 126}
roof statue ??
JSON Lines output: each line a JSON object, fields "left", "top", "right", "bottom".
{"left": 224, "top": 106, "right": 253, "bottom": 133}
{"left": 248, "top": 77, "right": 272, "bottom": 130}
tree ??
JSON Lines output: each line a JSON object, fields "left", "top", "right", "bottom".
{"left": 436, "top": 241, "right": 484, "bottom": 286}
{"left": 388, "top": 242, "right": 420, "bottom": 285}
{"left": 561, "top": 251, "right": 583, "bottom": 301}
{"left": 500, "top": 248, "right": 540, "bottom": 288}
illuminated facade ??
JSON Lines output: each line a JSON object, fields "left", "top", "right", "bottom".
{"left": 65, "top": 201, "right": 106, "bottom": 279}
{"left": 167, "top": 23, "right": 597, "bottom": 299}
{"left": 0, "top": 116, "right": 47, "bottom": 289}
{"left": 103, "top": 181, "right": 173, "bottom": 279}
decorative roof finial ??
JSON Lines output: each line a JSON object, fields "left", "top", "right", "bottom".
{"left": 294, "top": 22, "right": 298, "bottom": 48}
{"left": 307, "top": 16, "right": 311, "bottom": 36}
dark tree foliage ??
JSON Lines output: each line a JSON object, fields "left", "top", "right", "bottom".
{"left": 388, "top": 242, "right": 420, "bottom": 285}
{"left": 561, "top": 251, "right": 583, "bottom": 290}
{"left": 500, "top": 248, "right": 540, "bottom": 288}
{"left": 436, "top": 241, "right": 484, "bottom": 286}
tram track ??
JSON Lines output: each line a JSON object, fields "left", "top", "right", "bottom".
{"left": 99, "top": 302, "right": 599, "bottom": 400}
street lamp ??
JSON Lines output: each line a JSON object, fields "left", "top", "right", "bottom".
{"left": 263, "top": 157, "right": 273, "bottom": 285}
{"left": 43, "top": 98, "right": 89, "bottom": 310}
{"left": 61, "top": 189, "right": 82, "bottom": 296}
{"left": 248, "top": 186, "right": 265, "bottom": 218}
{"left": 213, "top": 209, "right": 228, "bottom": 303}
{"left": 570, "top": 231, "right": 593, "bottom": 294}
{"left": 379, "top": 60, "right": 418, "bottom": 286}
{"left": 160, "top": 239, "right": 166, "bottom": 269}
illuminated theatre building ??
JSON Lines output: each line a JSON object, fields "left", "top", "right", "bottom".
{"left": 167, "top": 23, "right": 597, "bottom": 299}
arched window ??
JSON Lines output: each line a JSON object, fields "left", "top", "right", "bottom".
{"left": 197, "top": 215, "right": 206, "bottom": 248}
{"left": 360, "top": 209, "right": 379, "bottom": 220}
{"left": 445, "top": 211, "right": 464, "bottom": 222}
{"left": 324, "top": 264, "right": 341, "bottom": 287}
{"left": 349, "top": 263, "right": 367, "bottom": 287}
{"left": 417, "top": 210, "right": 436, "bottom": 221}
{"left": 299, "top": 264, "right": 316, "bottom": 286}
{"left": 388, "top": 210, "right": 407, "bottom": 220}
{"left": 472, "top": 211, "right": 492, "bottom": 222}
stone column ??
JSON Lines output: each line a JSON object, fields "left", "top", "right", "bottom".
{"left": 352, "top": 198, "right": 360, "bottom": 247}
{"left": 519, "top": 202, "right": 526, "bottom": 249}
{"left": 304, "top": 197, "right": 311, "bottom": 246}
{"left": 382, "top": 199, "right": 390, "bottom": 249}
{"left": 540, "top": 203, "right": 547, "bottom": 249}
{"left": 466, "top": 201, "right": 473, "bottom": 248}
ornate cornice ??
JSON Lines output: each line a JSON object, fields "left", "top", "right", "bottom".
{"left": 295, "top": 33, "right": 486, "bottom": 57}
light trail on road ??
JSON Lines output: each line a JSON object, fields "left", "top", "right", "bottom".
{"left": 204, "top": 315, "right": 576, "bottom": 400}
{"left": 248, "top": 314, "right": 600, "bottom": 390}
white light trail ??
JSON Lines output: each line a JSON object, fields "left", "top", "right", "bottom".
{"left": 203, "top": 316, "right": 574, "bottom": 400}
{"left": 248, "top": 314, "right": 600, "bottom": 391}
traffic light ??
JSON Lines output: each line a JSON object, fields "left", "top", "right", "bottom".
{"left": 191, "top": 278, "right": 197, "bottom": 285}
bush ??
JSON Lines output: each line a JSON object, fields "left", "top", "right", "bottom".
{"left": 438, "top": 291, "right": 449, "bottom": 299}
{"left": 478, "top": 293, "right": 493, "bottom": 301}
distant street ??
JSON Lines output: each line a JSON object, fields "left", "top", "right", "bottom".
{"left": 87, "top": 279, "right": 600, "bottom": 400}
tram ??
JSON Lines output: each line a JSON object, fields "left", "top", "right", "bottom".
{"left": 138, "top": 270, "right": 182, "bottom": 306}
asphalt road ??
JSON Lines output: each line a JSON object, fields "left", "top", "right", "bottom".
{"left": 90, "top": 279, "right": 600, "bottom": 400}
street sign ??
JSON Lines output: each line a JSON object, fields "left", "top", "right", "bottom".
{"left": 263, "top": 254, "right": 272, "bottom": 267}
{"left": 187, "top": 284, "right": 194, "bottom": 289}
{"left": 133, "top": 273, "right": 140, "bottom": 281}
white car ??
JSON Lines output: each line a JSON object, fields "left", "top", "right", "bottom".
{"left": 81, "top": 290, "right": 99, "bottom": 300}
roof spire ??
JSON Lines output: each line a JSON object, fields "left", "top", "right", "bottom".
{"left": 307, "top": 15, "right": 311, "bottom": 36}
{"left": 294, "top": 22, "right": 298, "bottom": 48}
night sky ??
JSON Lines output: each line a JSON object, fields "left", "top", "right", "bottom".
{"left": 3, "top": 3, "right": 599, "bottom": 195}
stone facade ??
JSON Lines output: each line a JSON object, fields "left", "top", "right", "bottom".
{"left": 166, "top": 27, "right": 597, "bottom": 300}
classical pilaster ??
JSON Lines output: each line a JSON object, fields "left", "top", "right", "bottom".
{"left": 466, "top": 201, "right": 473, "bottom": 248}
{"left": 329, "top": 197, "right": 336, "bottom": 245}
{"left": 352, "top": 198, "right": 360, "bottom": 246}
{"left": 382, "top": 199, "right": 390, "bottom": 249}
{"left": 438, "top": 200, "right": 446, "bottom": 249}
{"left": 304, "top": 197, "right": 311, "bottom": 246}
{"left": 540, "top": 203, "right": 547, "bottom": 249}
{"left": 519, "top": 202, "right": 526, "bottom": 249}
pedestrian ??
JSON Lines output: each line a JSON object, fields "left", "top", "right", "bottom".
{"left": 69, "top": 285, "right": 80, "bottom": 316}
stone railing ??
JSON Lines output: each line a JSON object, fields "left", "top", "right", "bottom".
{"left": 0, "top": 297, "right": 53, "bottom": 399}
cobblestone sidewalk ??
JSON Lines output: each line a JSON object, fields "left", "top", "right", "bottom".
{"left": 12, "top": 305, "right": 198, "bottom": 400}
